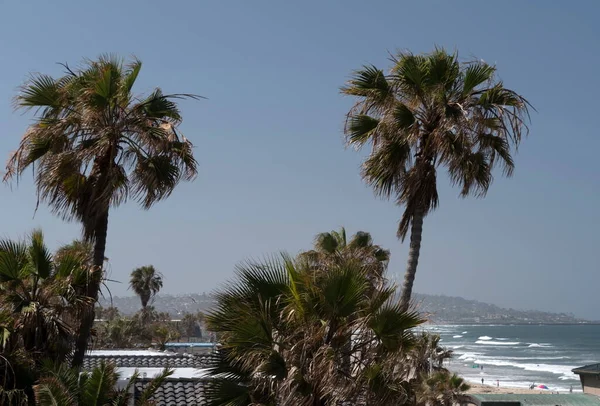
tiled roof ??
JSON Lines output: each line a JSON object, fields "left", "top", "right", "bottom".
{"left": 83, "top": 352, "right": 212, "bottom": 370}
{"left": 134, "top": 379, "right": 208, "bottom": 406}
{"left": 573, "top": 363, "right": 600, "bottom": 375}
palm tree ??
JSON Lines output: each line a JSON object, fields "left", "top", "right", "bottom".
{"left": 417, "top": 371, "right": 470, "bottom": 406}
{"left": 0, "top": 230, "right": 91, "bottom": 402}
{"left": 5, "top": 55, "right": 199, "bottom": 367}
{"left": 205, "top": 253, "right": 424, "bottom": 406}
{"left": 129, "top": 265, "right": 163, "bottom": 309}
{"left": 341, "top": 48, "right": 531, "bottom": 309}
{"left": 34, "top": 361, "right": 173, "bottom": 406}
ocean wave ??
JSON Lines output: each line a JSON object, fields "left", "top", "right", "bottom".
{"left": 496, "top": 337, "right": 510, "bottom": 340}
{"left": 528, "top": 343, "right": 553, "bottom": 348}
{"left": 478, "top": 336, "right": 493, "bottom": 340}
{"left": 558, "top": 375, "right": 580, "bottom": 381}
{"left": 458, "top": 352, "right": 483, "bottom": 361}
{"left": 453, "top": 335, "right": 463, "bottom": 338}
{"left": 471, "top": 358, "right": 578, "bottom": 378}
{"left": 475, "top": 340, "right": 521, "bottom": 346}
{"left": 462, "top": 331, "right": 468, "bottom": 334}
{"left": 453, "top": 345, "right": 464, "bottom": 349}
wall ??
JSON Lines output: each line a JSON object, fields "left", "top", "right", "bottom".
{"left": 582, "top": 374, "right": 600, "bottom": 396}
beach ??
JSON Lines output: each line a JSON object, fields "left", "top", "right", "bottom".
{"left": 421, "top": 324, "right": 599, "bottom": 392}
{"left": 467, "top": 383, "right": 572, "bottom": 395}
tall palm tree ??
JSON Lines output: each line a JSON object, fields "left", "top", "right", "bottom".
{"left": 5, "top": 55, "right": 199, "bottom": 366}
{"left": 341, "top": 48, "right": 531, "bottom": 309}
{"left": 129, "top": 265, "right": 163, "bottom": 309}
{"left": 0, "top": 230, "right": 91, "bottom": 402}
{"left": 205, "top": 253, "right": 424, "bottom": 406}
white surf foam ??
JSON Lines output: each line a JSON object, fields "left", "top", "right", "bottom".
{"left": 478, "top": 336, "right": 493, "bottom": 340}
{"left": 472, "top": 358, "right": 578, "bottom": 378}
{"left": 462, "top": 331, "right": 468, "bottom": 334}
{"left": 528, "top": 343, "right": 553, "bottom": 348}
{"left": 476, "top": 340, "right": 521, "bottom": 346}
{"left": 453, "top": 335, "right": 463, "bottom": 338}
{"left": 458, "top": 352, "right": 483, "bottom": 361}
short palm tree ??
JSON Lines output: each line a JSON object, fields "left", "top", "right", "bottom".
{"left": 129, "top": 265, "right": 163, "bottom": 309}
{"left": 205, "top": 253, "right": 424, "bottom": 406}
{"left": 5, "top": 55, "right": 199, "bottom": 366}
{"left": 417, "top": 371, "right": 470, "bottom": 406}
{"left": 341, "top": 48, "right": 531, "bottom": 309}
{"left": 0, "top": 230, "right": 91, "bottom": 401}
{"left": 34, "top": 361, "right": 173, "bottom": 406}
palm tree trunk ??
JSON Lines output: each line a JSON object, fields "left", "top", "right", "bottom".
{"left": 399, "top": 210, "right": 424, "bottom": 311}
{"left": 71, "top": 210, "right": 109, "bottom": 368}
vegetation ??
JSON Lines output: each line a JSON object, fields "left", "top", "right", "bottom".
{"left": 0, "top": 231, "right": 93, "bottom": 404}
{"left": 4, "top": 55, "right": 199, "bottom": 367}
{"left": 129, "top": 265, "right": 163, "bottom": 309}
{"left": 34, "top": 362, "right": 172, "bottom": 406}
{"left": 341, "top": 48, "right": 531, "bottom": 309}
{"left": 0, "top": 48, "right": 533, "bottom": 404}
{"left": 204, "top": 230, "right": 460, "bottom": 406}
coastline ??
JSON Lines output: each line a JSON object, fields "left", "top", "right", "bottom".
{"left": 466, "top": 383, "right": 578, "bottom": 395}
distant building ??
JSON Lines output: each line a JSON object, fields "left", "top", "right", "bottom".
{"left": 573, "top": 363, "right": 600, "bottom": 396}
{"left": 464, "top": 393, "right": 600, "bottom": 406}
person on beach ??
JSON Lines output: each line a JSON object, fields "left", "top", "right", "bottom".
{"left": 497, "top": 380, "right": 499, "bottom": 387}
{"left": 481, "top": 378, "right": 484, "bottom": 385}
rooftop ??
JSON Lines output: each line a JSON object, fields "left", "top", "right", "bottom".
{"left": 469, "top": 394, "right": 600, "bottom": 406}
{"left": 134, "top": 379, "right": 208, "bottom": 406}
{"left": 573, "top": 364, "right": 600, "bottom": 375}
{"left": 83, "top": 349, "right": 212, "bottom": 370}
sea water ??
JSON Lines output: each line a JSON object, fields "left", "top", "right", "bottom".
{"left": 422, "top": 324, "right": 600, "bottom": 392}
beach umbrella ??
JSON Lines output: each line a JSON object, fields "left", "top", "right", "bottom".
{"left": 537, "top": 385, "right": 549, "bottom": 390}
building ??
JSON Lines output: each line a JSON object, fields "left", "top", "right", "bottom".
{"left": 465, "top": 393, "right": 600, "bottom": 406}
{"left": 84, "top": 350, "right": 212, "bottom": 405}
{"left": 573, "top": 364, "right": 600, "bottom": 396}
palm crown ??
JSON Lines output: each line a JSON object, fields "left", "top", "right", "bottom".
{"left": 129, "top": 265, "right": 163, "bottom": 309}
{"left": 6, "top": 55, "right": 198, "bottom": 245}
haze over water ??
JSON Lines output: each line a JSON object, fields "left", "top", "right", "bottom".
{"left": 425, "top": 324, "right": 600, "bottom": 392}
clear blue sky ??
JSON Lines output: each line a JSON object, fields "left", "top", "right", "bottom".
{"left": 1, "top": 1, "right": 599, "bottom": 318}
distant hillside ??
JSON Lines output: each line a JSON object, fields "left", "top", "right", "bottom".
{"left": 99, "top": 293, "right": 591, "bottom": 324}
{"left": 412, "top": 293, "right": 589, "bottom": 324}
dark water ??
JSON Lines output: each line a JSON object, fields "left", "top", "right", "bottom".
{"left": 422, "top": 324, "right": 600, "bottom": 392}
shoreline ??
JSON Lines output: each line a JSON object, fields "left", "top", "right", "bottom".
{"left": 424, "top": 322, "right": 600, "bottom": 326}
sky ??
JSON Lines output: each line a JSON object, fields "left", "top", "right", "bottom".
{"left": 1, "top": 1, "right": 599, "bottom": 319}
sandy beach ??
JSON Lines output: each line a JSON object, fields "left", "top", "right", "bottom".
{"left": 467, "top": 383, "right": 576, "bottom": 395}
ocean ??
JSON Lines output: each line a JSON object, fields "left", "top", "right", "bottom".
{"left": 422, "top": 324, "right": 600, "bottom": 392}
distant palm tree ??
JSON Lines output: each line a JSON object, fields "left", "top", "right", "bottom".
{"left": 5, "top": 55, "right": 199, "bottom": 366}
{"left": 34, "top": 361, "right": 173, "bottom": 406}
{"left": 341, "top": 48, "right": 531, "bottom": 310}
{"left": 129, "top": 265, "right": 163, "bottom": 309}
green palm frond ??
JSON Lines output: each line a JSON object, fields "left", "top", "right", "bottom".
{"left": 135, "top": 368, "right": 173, "bottom": 406}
